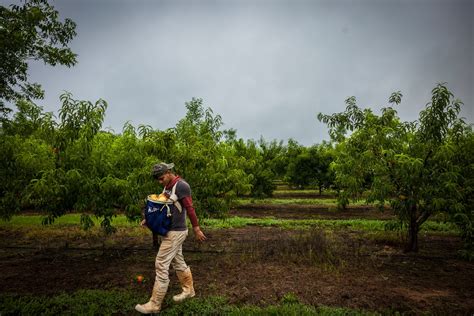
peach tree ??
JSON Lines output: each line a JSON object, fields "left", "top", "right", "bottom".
{"left": 0, "top": 0, "right": 77, "bottom": 116}
{"left": 285, "top": 142, "right": 335, "bottom": 193}
{"left": 318, "top": 83, "right": 472, "bottom": 252}
{"left": 159, "top": 98, "right": 253, "bottom": 217}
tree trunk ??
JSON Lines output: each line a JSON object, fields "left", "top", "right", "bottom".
{"left": 405, "top": 205, "right": 420, "bottom": 252}
{"left": 406, "top": 218, "right": 419, "bottom": 252}
{"left": 406, "top": 208, "right": 432, "bottom": 252}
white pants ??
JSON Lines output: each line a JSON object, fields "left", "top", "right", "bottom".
{"left": 155, "top": 230, "right": 189, "bottom": 282}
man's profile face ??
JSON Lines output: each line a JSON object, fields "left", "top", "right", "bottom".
{"left": 158, "top": 172, "right": 171, "bottom": 185}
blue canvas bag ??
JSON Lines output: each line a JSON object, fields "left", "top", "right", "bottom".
{"left": 144, "top": 182, "right": 182, "bottom": 236}
{"left": 145, "top": 198, "right": 172, "bottom": 236}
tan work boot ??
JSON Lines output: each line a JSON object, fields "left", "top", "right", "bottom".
{"left": 173, "top": 267, "right": 195, "bottom": 302}
{"left": 135, "top": 280, "right": 169, "bottom": 314}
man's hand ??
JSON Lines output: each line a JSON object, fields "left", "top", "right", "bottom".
{"left": 140, "top": 219, "right": 146, "bottom": 227}
{"left": 193, "top": 226, "right": 207, "bottom": 242}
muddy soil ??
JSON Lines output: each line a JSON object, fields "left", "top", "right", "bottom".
{"left": 271, "top": 193, "right": 335, "bottom": 199}
{"left": 231, "top": 205, "right": 395, "bottom": 220}
{"left": 1, "top": 226, "right": 473, "bottom": 315}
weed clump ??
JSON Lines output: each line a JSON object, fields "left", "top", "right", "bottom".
{"left": 240, "top": 228, "right": 343, "bottom": 267}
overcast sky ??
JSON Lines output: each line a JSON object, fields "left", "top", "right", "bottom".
{"left": 6, "top": 0, "right": 474, "bottom": 145}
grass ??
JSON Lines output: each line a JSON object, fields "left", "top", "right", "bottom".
{"left": 235, "top": 198, "right": 370, "bottom": 206}
{"left": 0, "top": 215, "right": 149, "bottom": 246}
{"left": 0, "top": 289, "right": 147, "bottom": 316}
{"left": 273, "top": 189, "right": 323, "bottom": 194}
{"left": 0, "top": 290, "right": 384, "bottom": 315}
{"left": 202, "top": 217, "right": 458, "bottom": 234}
{"left": 0, "top": 214, "right": 138, "bottom": 227}
{"left": 1, "top": 215, "right": 459, "bottom": 235}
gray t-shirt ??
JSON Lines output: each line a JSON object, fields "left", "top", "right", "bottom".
{"left": 163, "top": 179, "right": 191, "bottom": 231}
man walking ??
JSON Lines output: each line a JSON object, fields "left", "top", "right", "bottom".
{"left": 136, "top": 162, "right": 206, "bottom": 314}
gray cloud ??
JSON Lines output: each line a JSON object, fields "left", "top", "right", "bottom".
{"left": 5, "top": 0, "right": 471, "bottom": 145}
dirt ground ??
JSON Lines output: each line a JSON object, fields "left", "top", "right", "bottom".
{"left": 231, "top": 204, "right": 395, "bottom": 220}
{"left": 0, "top": 207, "right": 473, "bottom": 315}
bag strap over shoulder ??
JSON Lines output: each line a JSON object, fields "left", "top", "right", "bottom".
{"left": 171, "top": 181, "right": 183, "bottom": 212}
{"left": 162, "top": 181, "right": 182, "bottom": 213}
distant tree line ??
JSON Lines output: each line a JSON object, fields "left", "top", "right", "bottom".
{"left": 0, "top": 93, "right": 335, "bottom": 230}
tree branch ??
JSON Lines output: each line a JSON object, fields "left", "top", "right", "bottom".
{"left": 416, "top": 209, "right": 431, "bottom": 226}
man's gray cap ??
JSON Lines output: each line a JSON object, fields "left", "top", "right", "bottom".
{"left": 152, "top": 162, "right": 175, "bottom": 177}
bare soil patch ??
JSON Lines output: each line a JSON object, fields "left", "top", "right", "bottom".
{"left": 0, "top": 226, "right": 472, "bottom": 315}
{"left": 271, "top": 192, "right": 335, "bottom": 199}
{"left": 231, "top": 204, "right": 395, "bottom": 220}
